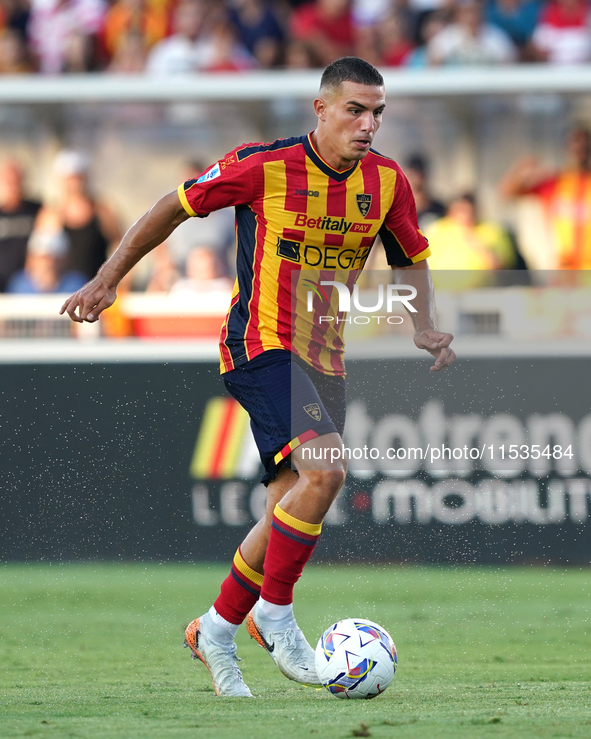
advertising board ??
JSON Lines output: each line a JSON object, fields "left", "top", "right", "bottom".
{"left": 1, "top": 355, "right": 589, "bottom": 563}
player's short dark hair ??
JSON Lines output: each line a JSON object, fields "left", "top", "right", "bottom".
{"left": 320, "top": 57, "right": 384, "bottom": 92}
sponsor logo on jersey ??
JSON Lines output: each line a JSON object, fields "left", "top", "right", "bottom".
{"left": 356, "top": 194, "right": 372, "bottom": 218}
{"left": 276, "top": 240, "right": 370, "bottom": 269}
{"left": 302, "top": 245, "right": 370, "bottom": 269}
{"left": 196, "top": 162, "right": 221, "bottom": 184}
{"left": 295, "top": 189, "right": 319, "bottom": 197}
{"left": 304, "top": 403, "right": 322, "bottom": 421}
{"left": 276, "top": 237, "right": 301, "bottom": 262}
{"left": 294, "top": 213, "right": 371, "bottom": 234}
{"left": 220, "top": 155, "right": 235, "bottom": 170}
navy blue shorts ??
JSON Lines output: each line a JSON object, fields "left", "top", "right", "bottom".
{"left": 223, "top": 349, "right": 346, "bottom": 485}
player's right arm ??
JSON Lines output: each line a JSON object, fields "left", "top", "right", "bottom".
{"left": 60, "top": 191, "right": 189, "bottom": 323}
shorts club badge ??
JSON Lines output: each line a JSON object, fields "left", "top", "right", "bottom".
{"left": 304, "top": 403, "right": 322, "bottom": 421}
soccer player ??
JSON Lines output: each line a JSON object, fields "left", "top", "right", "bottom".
{"left": 60, "top": 56, "right": 455, "bottom": 697}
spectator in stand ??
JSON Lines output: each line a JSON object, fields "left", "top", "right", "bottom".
{"left": 281, "top": 0, "right": 315, "bottom": 7}
{"left": 406, "top": 0, "right": 455, "bottom": 46}
{"left": 27, "top": 0, "right": 105, "bottom": 74}
{"left": 485, "top": 0, "right": 542, "bottom": 60}
{"left": 37, "top": 150, "right": 121, "bottom": 280}
{"left": 227, "top": 0, "right": 284, "bottom": 68}
{"left": 426, "top": 192, "right": 518, "bottom": 271}
{"left": 145, "top": 0, "right": 207, "bottom": 74}
{"left": 284, "top": 37, "right": 317, "bottom": 67}
{"left": 0, "top": 27, "right": 33, "bottom": 71}
{"left": 350, "top": 0, "right": 416, "bottom": 66}
{"left": 350, "top": 0, "right": 390, "bottom": 65}
{"left": 404, "top": 153, "right": 446, "bottom": 231}
{"left": 290, "top": 0, "right": 355, "bottom": 67}
{"left": 405, "top": 9, "right": 449, "bottom": 67}
{"left": 426, "top": 192, "right": 521, "bottom": 288}
{"left": 101, "top": 0, "right": 173, "bottom": 64}
{"left": 428, "top": 0, "right": 517, "bottom": 65}
{"left": 62, "top": 28, "right": 101, "bottom": 71}
{"left": 352, "top": 0, "right": 390, "bottom": 28}
{"left": 170, "top": 245, "right": 233, "bottom": 294}
{"left": 499, "top": 126, "right": 591, "bottom": 269}
{"left": 6, "top": 229, "right": 86, "bottom": 294}
{"left": 0, "top": 160, "right": 41, "bottom": 292}
{"left": 107, "top": 29, "right": 147, "bottom": 71}
{"left": 146, "top": 0, "right": 253, "bottom": 74}
{"left": 189, "top": 9, "right": 254, "bottom": 71}
{"left": 144, "top": 242, "right": 180, "bottom": 291}
{"left": 377, "top": 10, "right": 416, "bottom": 66}
{"left": 531, "top": 0, "right": 591, "bottom": 64}
{"left": 0, "top": 0, "right": 31, "bottom": 38}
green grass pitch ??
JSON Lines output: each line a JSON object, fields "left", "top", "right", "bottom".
{"left": 1, "top": 563, "right": 590, "bottom": 739}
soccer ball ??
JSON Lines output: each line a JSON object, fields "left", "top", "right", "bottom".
{"left": 315, "top": 618, "right": 397, "bottom": 699}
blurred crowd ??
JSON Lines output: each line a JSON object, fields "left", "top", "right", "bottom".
{"left": 1, "top": 126, "right": 590, "bottom": 300}
{"left": 1, "top": 0, "right": 591, "bottom": 75}
{"left": 0, "top": 151, "right": 236, "bottom": 296}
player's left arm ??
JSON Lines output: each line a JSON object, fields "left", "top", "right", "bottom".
{"left": 392, "top": 259, "right": 455, "bottom": 372}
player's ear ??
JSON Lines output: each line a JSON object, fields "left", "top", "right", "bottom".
{"left": 314, "top": 97, "right": 328, "bottom": 121}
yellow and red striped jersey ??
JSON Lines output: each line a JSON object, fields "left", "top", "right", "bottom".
{"left": 178, "top": 133, "right": 430, "bottom": 376}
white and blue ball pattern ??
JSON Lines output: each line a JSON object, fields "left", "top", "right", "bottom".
{"left": 315, "top": 618, "right": 397, "bottom": 699}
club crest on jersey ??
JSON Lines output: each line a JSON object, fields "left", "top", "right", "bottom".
{"left": 304, "top": 403, "right": 321, "bottom": 421}
{"left": 356, "top": 194, "right": 372, "bottom": 218}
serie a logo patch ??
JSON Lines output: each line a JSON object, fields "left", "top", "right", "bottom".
{"left": 356, "top": 193, "right": 372, "bottom": 217}
{"left": 196, "top": 163, "right": 221, "bottom": 184}
{"left": 304, "top": 403, "right": 322, "bottom": 421}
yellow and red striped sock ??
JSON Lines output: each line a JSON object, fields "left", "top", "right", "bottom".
{"left": 260, "top": 504, "right": 322, "bottom": 606}
{"left": 214, "top": 547, "right": 263, "bottom": 625}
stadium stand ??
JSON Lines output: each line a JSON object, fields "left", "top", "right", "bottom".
{"left": 0, "top": 0, "right": 587, "bottom": 74}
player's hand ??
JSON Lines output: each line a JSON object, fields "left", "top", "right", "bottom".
{"left": 59, "top": 276, "right": 117, "bottom": 323}
{"left": 414, "top": 329, "right": 456, "bottom": 372}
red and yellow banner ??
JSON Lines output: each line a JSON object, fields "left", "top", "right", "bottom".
{"left": 190, "top": 398, "right": 250, "bottom": 479}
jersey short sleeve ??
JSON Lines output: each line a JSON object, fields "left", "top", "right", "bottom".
{"left": 378, "top": 166, "right": 431, "bottom": 267}
{"left": 177, "top": 148, "right": 256, "bottom": 217}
